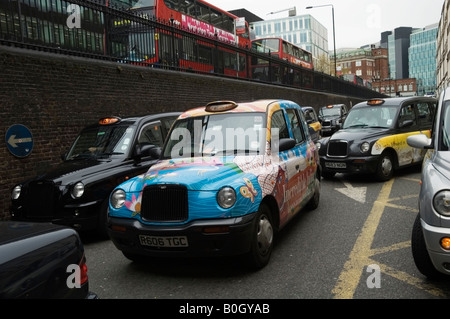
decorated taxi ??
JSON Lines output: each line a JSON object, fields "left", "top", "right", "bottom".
{"left": 107, "top": 99, "right": 321, "bottom": 269}
{"left": 319, "top": 96, "right": 437, "bottom": 181}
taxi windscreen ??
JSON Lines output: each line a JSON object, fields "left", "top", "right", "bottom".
{"left": 66, "top": 125, "right": 135, "bottom": 160}
{"left": 163, "top": 113, "right": 266, "bottom": 159}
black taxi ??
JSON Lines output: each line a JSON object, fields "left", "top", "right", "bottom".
{"left": 318, "top": 103, "right": 348, "bottom": 136}
{"left": 10, "top": 113, "right": 180, "bottom": 237}
{"left": 318, "top": 96, "right": 437, "bottom": 181}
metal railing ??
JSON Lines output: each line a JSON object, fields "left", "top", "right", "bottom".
{"left": 0, "top": 0, "right": 385, "bottom": 98}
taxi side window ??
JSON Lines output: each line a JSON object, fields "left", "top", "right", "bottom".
{"left": 398, "top": 104, "right": 417, "bottom": 127}
{"left": 271, "top": 110, "right": 290, "bottom": 139}
{"left": 286, "top": 108, "right": 305, "bottom": 144}
{"left": 139, "top": 121, "right": 163, "bottom": 147}
{"left": 416, "top": 102, "right": 434, "bottom": 127}
{"left": 304, "top": 110, "right": 315, "bottom": 122}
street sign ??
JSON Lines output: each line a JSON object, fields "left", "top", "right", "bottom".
{"left": 6, "top": 124, "right": 33, "bottom": 158}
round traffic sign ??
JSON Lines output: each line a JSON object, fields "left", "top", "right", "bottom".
{"left": 6, "top": 124, "right": 34, "bottom": 158}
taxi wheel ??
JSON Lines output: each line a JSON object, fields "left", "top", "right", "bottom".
{"left": 246, "top": 204, "right": 274, "bottom": 270}
{"left": 306, "top": 172, "right": 320, "bottom": 210}
{"left": 97, "top": 200, "right": 110, "bottom": 239}
{"left": 123, "top": 251, "right": 151, "bottom": 263}
{"left": 411, "top": 213, "right": 445, "bottom": 279}
{"left": 375, "top": 153, "right": 394, "bottom": 181}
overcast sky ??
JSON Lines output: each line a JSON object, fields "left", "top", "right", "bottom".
{"left": 206, "top": 0, "right": 444, "bottom": 49}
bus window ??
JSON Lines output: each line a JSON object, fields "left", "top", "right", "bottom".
{"left": 223, "top": 16, "right": 234, "bottom": 34}
{"left": 198, "top": 44, "right": 212, "bottom": 64}
{"left": 211, "top": 9, "right": 223, "bottom": 29}
{"left": 134, "top": 0, "right": 155, "bottom": 8}
{"left": 198, "top": 3, "right": 210, "bottom": 22}
{"left": 184, "top": 0, "right": 195, "bottom": 16}
{"left": 163, "top": 0, "right": 178, "bottom": 9}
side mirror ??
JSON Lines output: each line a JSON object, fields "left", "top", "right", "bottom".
{"left": 133, "top": 144, "right": 161, "bottom": 162}
{"left": 140, "top": 144, "right": 161, "bottom": 159}
{"left": 407, "top": 134, "right": 432, "bottom": 149}
{"left": 278, "top": 138, "right": 296, "bottom": 152}
{"left": 399, "top": 119, "right": 414, "bottom": 128}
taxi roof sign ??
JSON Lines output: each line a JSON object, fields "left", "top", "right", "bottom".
{"left": 99, "top": 117, "right": 121, "bottom": 125}
{"left": 205, "top": 101, "right": 238, "bottom": 112}
{"left": 367, "top": 99, "right": 385, "bottom": 106}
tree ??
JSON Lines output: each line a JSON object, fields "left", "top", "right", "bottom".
{"left": 314, "top": 54, "right": 331, "bottom": 74}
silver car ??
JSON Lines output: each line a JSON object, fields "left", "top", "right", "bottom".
{"left": 407, "top": 87, "right": 450, "bottom": 279}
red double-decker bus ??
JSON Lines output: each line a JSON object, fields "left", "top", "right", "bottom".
{"left": 251, "top": 37, "right": 313, "bottom": 70}
{"left": 112, "top": 0, "right": 251, "bottom": 77}
{"left": 250, "top": 37, "right": 314, "bottom": 87}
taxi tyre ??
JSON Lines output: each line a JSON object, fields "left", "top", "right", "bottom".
{"left": 306, "top": 172, "right": 321, "bottom": 210}
{"left": 322, "top": 171, "right": 336, "bottom": 179}
{"left": 98, "top": 199, "right": 110, "bottom": 239}
{"left": 246, "top": 203, "right": 274, "bottom": 270}
{"left": 375, "top": 152, "right": 394, "bottom": 181}
{"left": 122, "top": 251, "right": 150, "bottom": 263}
{"left": 411, "top": 213, "right": 445, "bottom": 279}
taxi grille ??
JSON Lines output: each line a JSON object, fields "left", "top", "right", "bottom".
{"left": 140, "top": 184, "right": 188, "bottom": 222}
{"left": 327, "top": 140, "right": 348, "bottom": 157}
{"left": 25, "top": 181, "right": 58, "bottom": 218}
{"left": 321, "top": 120, "right": 331, "bottom": 128}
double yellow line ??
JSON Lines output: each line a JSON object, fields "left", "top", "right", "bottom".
{"left": 332, "top": 178, "right": 446, "bottom": 298}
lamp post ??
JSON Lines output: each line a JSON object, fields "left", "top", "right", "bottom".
{"left": 306, "top": 4, "right": 336, "bottom": 77}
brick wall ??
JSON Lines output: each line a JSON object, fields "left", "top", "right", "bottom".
{"left": 0, "top": 45, "right": 362, "bottom": 219}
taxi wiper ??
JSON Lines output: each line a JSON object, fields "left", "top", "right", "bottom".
{"left": 345, "top": 124, "right": 368, "bottom": 128}
{"left": 97, "top": 152, "right": 125, "bottom": 158}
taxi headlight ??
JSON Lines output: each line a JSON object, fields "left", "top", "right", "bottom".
{"left": 11, "top": 185, "right": 21, "bottom": 200}
{"left": 315, "top": 142, "right": 321, "bottom": 150}
{"left": 217, "top": 187, "right": 236, "bottom": 209}
{"left": 72, "top": 182, "right": 84, "bottom": 198}
{"left": 433, "top": 190, "right": 450, "bottom": 217}
{"left": 111, "top": 189, "right": 126, "bottom": 209}
{"left": 360, "top": 142, "right": 370, "bottom": 153}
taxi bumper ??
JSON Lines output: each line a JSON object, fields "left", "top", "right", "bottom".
{"left": 107, "top": 213, "right": 257, "bottom": 258}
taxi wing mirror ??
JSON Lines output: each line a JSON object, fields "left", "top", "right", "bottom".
{"left": 399, "top": 119, "right": 414, "bottom": 128}
{"left": 133, "top": 144, "right": 161, "bottom": 162}
{"left": 278, "top": 138, "right": 296, "bottom": 152}
{"left": 407, "top": 134, "right": 432, "bottom": 149}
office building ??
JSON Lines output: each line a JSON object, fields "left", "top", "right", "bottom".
{"left": 436, "top": 0, "right": 450, "bottom": 92}
{"left": 382, "top": 27, "right": 414, "bottom": 80}
{"left": 409, "top": 24, "right": 438, "bottom": 96}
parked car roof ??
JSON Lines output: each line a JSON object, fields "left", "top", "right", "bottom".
{"left": 0, "top": 221, "right": 98, "bottom": 299}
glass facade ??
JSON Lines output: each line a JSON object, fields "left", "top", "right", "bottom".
{"left": 388, "top": 34, "right": 396, "bottom": 79}
{"left": 409, "top": 25, "right": 438, "bottom": 95}
{"left": 250, "top": 14, "right": 328, "bottom": 64}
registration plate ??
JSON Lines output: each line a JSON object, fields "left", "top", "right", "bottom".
{"left": 139, "top": 235, "right": 188, "bottom": 248}
{"left": 325, "top": 162, "right": 346, "bottom": 169}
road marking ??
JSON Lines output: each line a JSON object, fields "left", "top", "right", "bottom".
{"left": 335, "top": 178, "right": 367, "bottom": 203}
{"left": 332, "top": 179, "right": 393, "bottom": 299}
{"left": 332, "top": 177, "right": 447, "bottom": 298}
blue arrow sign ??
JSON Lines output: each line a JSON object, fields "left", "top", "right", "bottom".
{"left": 6, "top": 124, "right": 34, "bottom": 158}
